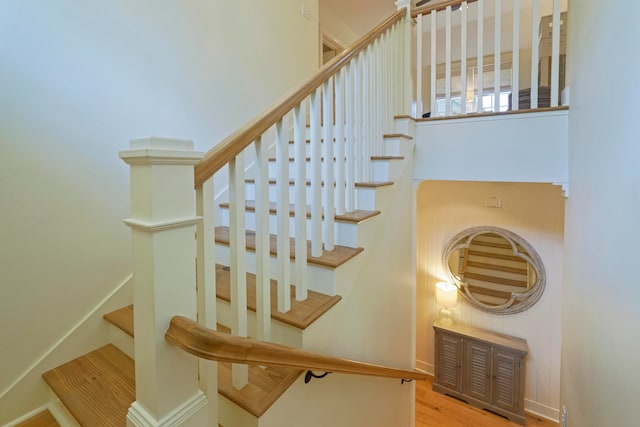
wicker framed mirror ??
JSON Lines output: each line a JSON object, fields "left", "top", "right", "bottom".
{"left": 443, "top": 226, "right": 546, "bottom": 314}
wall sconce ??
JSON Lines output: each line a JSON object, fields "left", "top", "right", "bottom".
{"left": 436, "top": 282, "right": 458, "bottom": 325}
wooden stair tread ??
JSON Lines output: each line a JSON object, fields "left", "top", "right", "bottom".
{"left": 216, "top": 323, "right": 302, "bottom": 417}
{"left": 244, "top": 178, "right": 394, "bottom": 188}
{"left": 42, "top": 344, "right": 135, "bottom": 427}
{"left": 15, "top": 410, "right": 60, "bottom": 427}
{"left": 370, "top": 155, "right": 404, "bottom": 160}
{"left": 218, "top": 200, "right": 380, "bottom": 224}
{"left": 214, "top": 226, "right": 363, "bottom": 268}
{"left": 103, "top": 305, "right": 134, "bottom": 337}
{"left": 215, "top": 264, "right": 341, "bottom": 329}
{"left": 354, "top": 181, "right": 393, "bottom": 188}
{"left": 383, "top": 133, "right": 413, "bottom": 139}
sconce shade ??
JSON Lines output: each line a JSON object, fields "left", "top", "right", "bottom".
{"left": 436, "top": 282, "right": 458, "bottom": 308}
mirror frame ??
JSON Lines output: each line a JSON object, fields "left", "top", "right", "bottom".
{"left": 442, "top": 226, "right": 546, "bottom": 315}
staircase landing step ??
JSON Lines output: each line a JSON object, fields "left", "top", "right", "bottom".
{"left": 216, "top": 325, "right": 303, "bottom": 418}
{"left": 215, "top": 264, "right": 341, "bottom": 329}
{"left": 215, "top": 226, "right": 363, "bottom": 269}
{"left": 103, "top": 305, "right": 134, "bottom": 337}
{"left": 15, "top": 410, "right": 60, "bottom": 427}
{"left": 219, "top": 200, "right": 380, "bottom": 224}
{"left": 42, "top": 344, "right": 135, "bottom": 427}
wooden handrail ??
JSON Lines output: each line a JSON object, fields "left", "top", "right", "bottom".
{"left": 412, "top": 0, "right": 478, "bottom": 18}
{"left": 166, "top": 316, "right": 427, "bottom": 381}
{"left": 193, "top": 9, "right": 406, "bottom": 188}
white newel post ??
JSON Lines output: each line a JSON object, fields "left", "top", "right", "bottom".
{"left": 120, "top": 138, "right": 209, "bottom": 427}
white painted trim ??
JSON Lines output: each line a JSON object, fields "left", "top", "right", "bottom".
{"left": 127, "top": 392, "right": 208, "bottom": 427}
{"left": 2, "top": 404, "right": 49, "bottom": 427}
{"left": 123, "top": 217, "right": 202, "bottom": 232}
{"left": 525, "top": 399, "right": 560, "bottom": 423}
{"left": 48, "top": 398, "right": 81, "bottom": 426}
{"left": 119, "top": 150, "right": 204, "bottom": 166}
{"left": 0, "top": 274, "right": 133, "bottom": 401}
{"left": 415, "top": 360, "right": 433, "bottom": 376}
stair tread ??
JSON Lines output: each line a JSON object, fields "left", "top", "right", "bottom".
{"left": 383, "top": 133, "right": 413, "bottom": 139}
{"left": 214, "top": 226, "right": 364, "bottom": 268}
{"left": 370, "top": 155, "right": 404, "bottom": 160}
{"left": 216, "top": 325, "right": 303, "bottom": 418}
{"left": 42, "top": 344, "right": 135, "bottom": 427}
{"left": 15, "top": 410, "right": 60, "bottom": 427}
{"left": 268, "top": 156, "right": 403, "bottom": 162}
{"left": 103, "top": 305, "right": 134, "bottom": 337}
{"left": 218, "top": 200, "right": 380, "bottom": 224}
{"left": 215, "top": 264, "right": 341, "bottom": 330}
{"left": 244, "top": 178, "right": 393, "bottom": 188}
{"left": 354, "top": 181, "right": 394, "bottom": 188}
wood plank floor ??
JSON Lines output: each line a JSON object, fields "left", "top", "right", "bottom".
{"left": 416, "top": 376, "right": 558, "bottom": 427}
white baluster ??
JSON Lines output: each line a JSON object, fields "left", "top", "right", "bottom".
{"left": 321, "top": 79, "right": 335, "bottom": 251}
{"left": 416, "top": 15, "right": 423, "bottom": 118}
{"left": 477, "top": 0, "right": 484, "bottom": 113}
{"left": 354, "top": 53, "right": 364, "bottom": 183}
{"left": 512, "top": 0, "right": 520, "bottom": 111}
{"left": 229, "top": 154, "right": 248, "bottom": 389}
{"left": 494, "top": 0, "right": 502, "bottom": 112}
{"left": 445, "top": 5, "right": 452, "bottom": 116}
{"left": 345, "top": 61, "right": 356, "bottom": 212}
{"left": 254, "top": 136, "right": 271, "bottom": 340}
{"left": 196, "top": 178, "right": 218, "bottom": 422}
{"left": 362, "top": 45, "right": 371, "bottom": 181}
{"left": 550, "top": 0, "right": 561, "bottom": 107}
{"left": 461, "top": 2, "right": 468, "bottom": 114}
{"left": 335, "top": 69, "right": 346, "bottom": 216}
{"left": 276, "top": 119, "right": 291, "bottom": 312}
{"left": 293, "top": 103, "right": 308, "bottom": 301}
{"left": 531, "top": 0, "right": 540, "bottom": 108}
{"left": 309, "top": 88, "right": 323, "bottom": 257}
{"left": 430, "top": 10, "right": 437, "bottom": 116}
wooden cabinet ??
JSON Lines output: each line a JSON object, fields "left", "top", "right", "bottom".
{"left": 433, "top": 321, "right": 528, "bottom": 425}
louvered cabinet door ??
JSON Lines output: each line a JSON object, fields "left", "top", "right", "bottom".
{"left": 434, "top": 330, "right": 462, "bottom": 392}
{"left": 492, "top": 347, "right": 524, "bottom": 414}
{"left": 463, "top": 340, "right": 492, "bottom": 402}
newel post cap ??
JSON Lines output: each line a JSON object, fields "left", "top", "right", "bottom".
{"left": 119, "top": 137, "right": 203, "bottom": 165}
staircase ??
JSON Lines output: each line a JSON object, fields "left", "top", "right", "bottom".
{"left": 28, "top": 110, "right": 417, "bottom": 425}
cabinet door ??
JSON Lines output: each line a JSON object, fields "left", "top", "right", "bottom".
{"left": 492, "top": 348, "right": 523, "bottom": 414}
{"left": 463, "top": 339, "right": 492, "bottom": 402}
{"left": 435, "top": 331, "right": 462, "bottom": 391}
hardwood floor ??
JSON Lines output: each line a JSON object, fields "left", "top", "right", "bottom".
{"left": 416, "top": 377, "right": 558, "bottom": 427}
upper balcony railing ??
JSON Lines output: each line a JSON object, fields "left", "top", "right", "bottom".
{"left": 412, "top": 0, "right": 567, "bottom": 118}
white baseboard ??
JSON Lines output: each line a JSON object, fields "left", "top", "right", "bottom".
{"left": 127, "top": 392, "right": 209, "bottom": 427}
{"left": 415, "top": 359, "right": 433, "bottom": 376}
{"left": 525, "top": 399, "right": 560, "bottom": 423}
{"left": 1, "top": 404, "right": 49, "bottom": 427}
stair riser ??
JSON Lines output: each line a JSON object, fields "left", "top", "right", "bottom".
{"left": 244, "top": 182, "right": 386, "bottom": 212}
{"left": 214, "top": 245, "right": 339, "bottom": 296}
{"left": 267, "top": 160, "right": 392, "bottom": 183}
{"left": 216, "top": 301, "right": 304, "bottom": 348}
{"left": 218, "top": 209, "right": 362, "bottom": 247}
{"left": 384, "top": 137, "right": 414, "bottom": 156}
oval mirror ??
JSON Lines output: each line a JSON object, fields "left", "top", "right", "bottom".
{"left": 443, "top": 226, "right": 545, "bottom": 314}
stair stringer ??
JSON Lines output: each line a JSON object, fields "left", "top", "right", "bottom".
{"left": 220, "top": 134, "right": 418, "bottom": 427}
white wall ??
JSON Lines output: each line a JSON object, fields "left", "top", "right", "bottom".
{"left": 416, "top": 181, "right": 564, "bottom": 420}
{"left": 320, "top": 0, "right": 396, "bottom": 47}
{"left": 0, "top": 0, "right": 318, "bottom": 422}
{"left": 413, "top": 110, "right": 569, "bottom": 185}
{"left": 561, "top": 0, "right": 640, "bottom": 425}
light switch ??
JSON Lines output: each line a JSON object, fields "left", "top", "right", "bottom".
{"left": 484, "top": 196, "right": 502, "bottom": 208}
